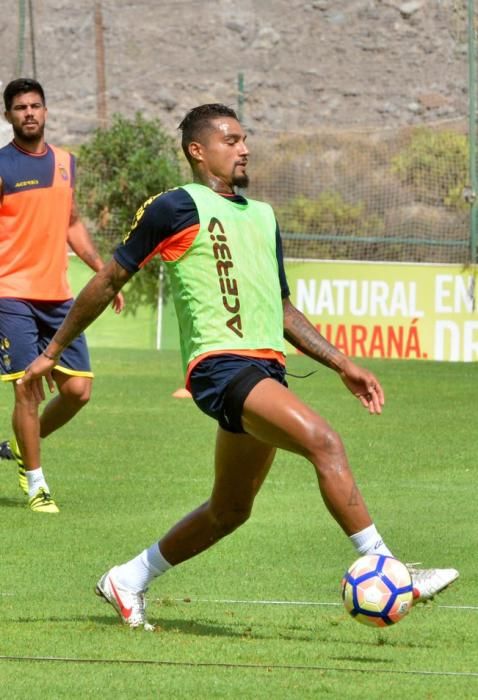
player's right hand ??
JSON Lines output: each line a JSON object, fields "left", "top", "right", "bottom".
{"left": 17, "top": 354, "right": 56, "bottom": 402}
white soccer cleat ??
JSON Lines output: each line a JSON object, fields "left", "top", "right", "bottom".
{"left": 407, "top": 564, "right": 459, "bottom": 604}
{"left": 95, "top": 566, "right": 155, "bottom": 631}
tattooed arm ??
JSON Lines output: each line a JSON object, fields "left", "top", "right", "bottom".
{"left": 283, "top": 297, "right": 385, "bottom": 413}
{"left": 18, "top": 260, "right": 132, "bottom": 401}
{"left": 283, "top": 297, "right": 347, "bottom": 371}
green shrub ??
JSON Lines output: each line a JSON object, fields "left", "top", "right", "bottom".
{"left": 277, "top": 191, "right": 384, "bottom": 260}
{"left": 76, "top": 113, "right": 183, "bottom": 311}
{"left": 278, "top": 192, "right": 366, "bottom": 235}
{"left": 392, "top": 128, "right": 468, "bottom": 209}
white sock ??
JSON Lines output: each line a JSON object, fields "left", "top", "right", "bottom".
{"left": 349, "top": 524, "right": 394, "bottom": 557}
{"left": 115, "top": 543, "right": 172, "bottom": 593}
{"left": 26, "top": 467, "right": 49, "bottom": 498}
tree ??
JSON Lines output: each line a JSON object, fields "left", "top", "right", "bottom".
{"left": 76, "top": 112, "right": 183, "bottom": 312}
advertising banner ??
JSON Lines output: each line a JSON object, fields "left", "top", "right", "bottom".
{"left": 286, "top": 260, "right": 478, "bottom": 362}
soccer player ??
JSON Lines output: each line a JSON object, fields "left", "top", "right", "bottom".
{"left": 21, "top": 104, "right": 458, "bottom": 625}
{"left": 0, "top": 78, "right": 124, "bottom": 513}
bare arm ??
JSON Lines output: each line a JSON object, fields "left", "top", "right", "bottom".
{"left": 67, "top": 197, "right": 103, "bottom": 271}
{"left": 48, "top": 259, "right": 131, "bottom": 358}
{"left": 283, "top": 297, "right": 385, "bottom": 414}
{"left": 67, "top": 197, "right": 125, "bottom": 313}
{"left": 283, "top": 296, "right": 348, "bottom": 372}
{"left": 19, "top": 259, "right": 133, "bottom": 398}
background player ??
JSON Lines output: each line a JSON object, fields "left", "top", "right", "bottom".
{"left": 0, "top": 78, "right": 124, "bottom": 513}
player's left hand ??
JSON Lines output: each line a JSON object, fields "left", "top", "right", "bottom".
{"left": 339, "top": 361, "right": 384, "bottom": 415}
{"left": 111, "top": 291, "right": 125, "bottom": 314}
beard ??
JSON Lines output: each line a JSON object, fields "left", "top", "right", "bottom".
{"left": 13, "top": 121, "right": 45, "bottom": 142}
{"left": 232, "top": 172, "right": 249, "bottom": 189}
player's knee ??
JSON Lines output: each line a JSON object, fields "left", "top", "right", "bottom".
{"left": 67, "top": 388, "right": 91, "bottom": 409}
{"left": 14, "top": 382, "right": 41, "bottom": 410}
{"left": 210, "top": 504, "right": 251, "bottom": 536}
{"left": 74, "top": 392, "right": 90, "bottom": 409}
{"left": 59, "top": 378, "right": 92, "bottom": 407}
{"left": 304, "top": 421, "right": 345, "bottom": 464}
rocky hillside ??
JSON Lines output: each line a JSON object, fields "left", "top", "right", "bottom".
{"left": 0, "top": 0, "right": 472, "bottom": 145}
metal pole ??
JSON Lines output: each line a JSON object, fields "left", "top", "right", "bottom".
{"left": 16, "top": 0, "right": 26, "bottom": 75}
{"left": 237, "top": 72, "right": 244, "bottom": 122}
{"left": 94, "top": 1, "right": 108, "bottom": 128}
{"left": 156, "top": 264, "right": 164, "bottom": 350}
{"left": 467, "top": 0, "right": 477, "bottom": 264}
{"left": 28, "top": 0, "right": 37, "bottom": 79}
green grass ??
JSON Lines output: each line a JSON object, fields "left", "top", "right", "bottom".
{"left": 0, "top": 350, "right": 476, "bottom": 699}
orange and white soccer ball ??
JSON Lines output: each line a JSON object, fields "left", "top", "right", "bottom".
{"left": 341, "top": 554, "right": 414, "bottom": 627}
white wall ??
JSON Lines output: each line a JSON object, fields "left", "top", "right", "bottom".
{"left": 0, "top": 121, "right": 10, "bottom": 148}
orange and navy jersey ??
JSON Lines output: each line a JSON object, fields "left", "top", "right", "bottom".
{"left": 0, "top": 142, "right": 74, "bottom": 301}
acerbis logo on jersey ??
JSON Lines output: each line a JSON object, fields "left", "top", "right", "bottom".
{"left": 208, "top": 216, "right": 243, "bottom": 338}
{"left": 15, "top": 179, "right": 39, "bottom": 188}
{"left": 124, "top": 192, "right": 163, "bottom": 242}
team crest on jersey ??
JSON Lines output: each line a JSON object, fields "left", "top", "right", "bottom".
{"left": 0, "top": 336, "right": 11, "bottom": 369}
{"left": 59, "top": 165, "right": 69, "bottom": 181}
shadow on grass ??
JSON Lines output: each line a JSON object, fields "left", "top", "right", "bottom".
{"left": 146, "top": 617, "right": 435, "bottom": 648}
{"left": 0, "top": 496, "right": 25, "bottom": 509}
{"left": 4, "top": 613, "right": 436, "bottom": 655}
{"left": 9, "top": 613, "right": 316, "bottom": 640}
{"left": 99, "top": 615, "right": 257, "bottom": 637}
{"left": 330, "top": 655, "right": 393, "bottom": 664}
{"left": 7, "top": 614, "right": 246, "bottom": 639}
{"left": 155, "top": 617, "right": 308, "bottom": 639}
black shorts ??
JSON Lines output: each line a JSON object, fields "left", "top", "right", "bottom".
{"left": 189, "top": 354, "right": 287, "bottom": 433}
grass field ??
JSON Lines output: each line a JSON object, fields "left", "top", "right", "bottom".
{"left": 0, "top": 349, "right": 476, "bottom": 699}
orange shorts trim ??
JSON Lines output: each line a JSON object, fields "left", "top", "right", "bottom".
{"left": 186, "top": 348, "right": 285, "bottom": 389}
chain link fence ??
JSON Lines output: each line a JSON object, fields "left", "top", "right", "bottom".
{"left": 77, "top": 118, "right": 475, "bottom": 265}
{"left": 248, "top": 120, "right": 474, "bottom": 264}
{"left": 2, "top": 0, "right": 477, "bottom": 265}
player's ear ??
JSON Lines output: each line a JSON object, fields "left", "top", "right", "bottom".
{"left": 4, "top": 110, "right": 12, "bottom": 125}
{"left": 188, "top": 141, "right": 204, "bottom": 163}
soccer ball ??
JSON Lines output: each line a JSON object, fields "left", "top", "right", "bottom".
{"left": 341, "top": 554, "right": 413, "bottom": 627}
